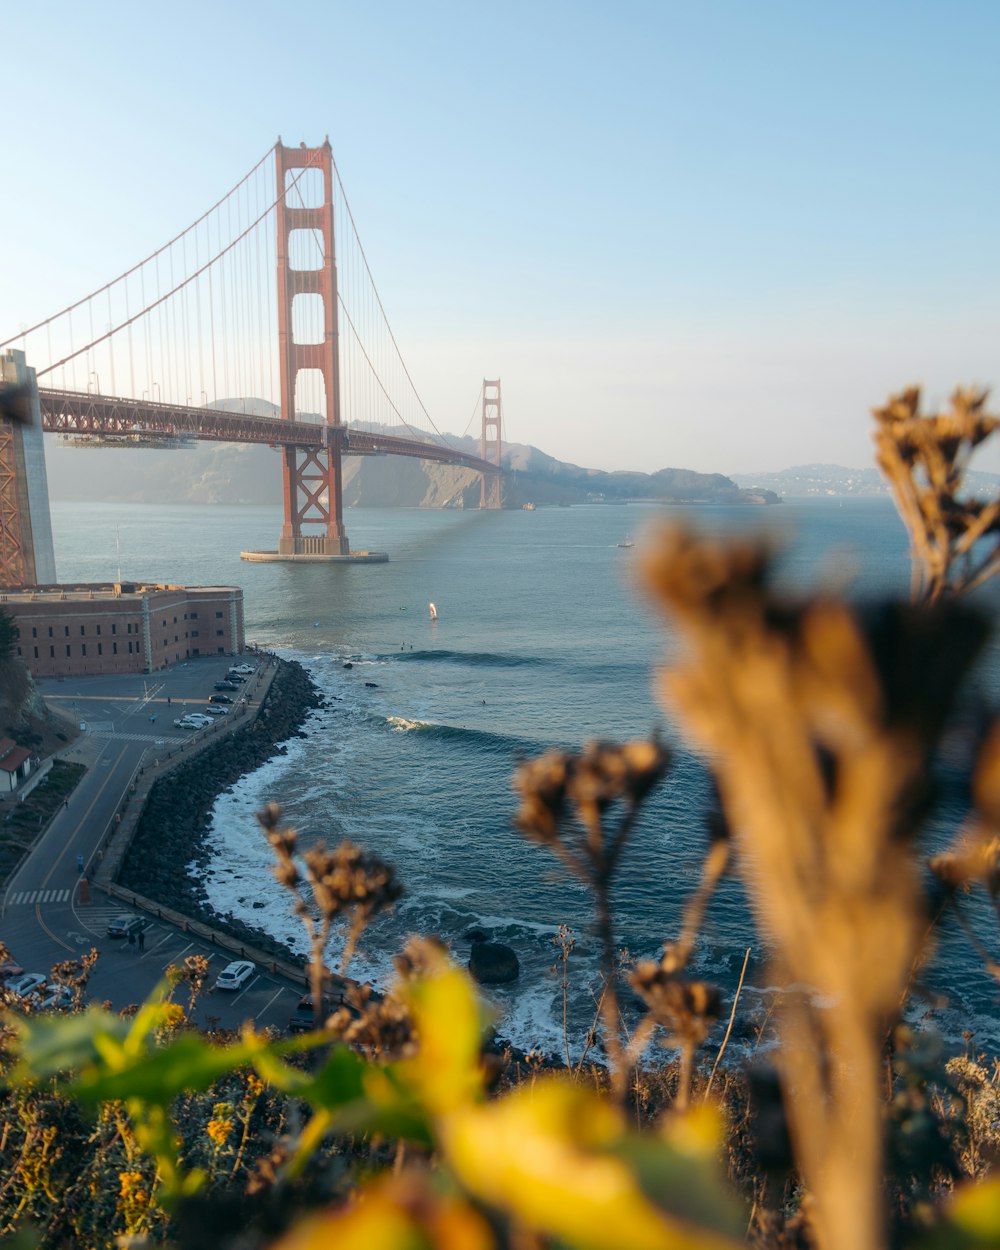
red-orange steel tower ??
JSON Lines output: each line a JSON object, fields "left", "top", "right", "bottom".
{"left": 275, "top": 139, "right": 349, "bottom": 556}
{"left": 480, "top": 378, "right": 503, "bottom": 509}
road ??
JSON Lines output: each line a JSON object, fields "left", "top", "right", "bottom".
{"left": 0, "top": 656, "right": 305, "bottom": 1032}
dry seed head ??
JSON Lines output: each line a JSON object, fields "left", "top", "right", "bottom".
{"left": 629, "top": 958, "right": 721, "bottom": 1048}
{"left": 393, "top": 935, "right": 450, "bottom": 982}
{"left": 512, "top": 749, "right": 571, "bottom": 844}
{"left": 303, "top": 840, "right": 403, "bottom": 924}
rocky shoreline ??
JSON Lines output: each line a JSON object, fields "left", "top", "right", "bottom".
{"left": 118, "top": 658, "right": 323, "bottom": 964}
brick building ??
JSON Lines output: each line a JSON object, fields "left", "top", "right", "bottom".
{"left": 1, "top": 581, "right": 245, "bottom": 678}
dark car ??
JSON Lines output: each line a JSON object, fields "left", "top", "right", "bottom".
{"left": 225, "top": 672, "right": 246, "bottom": 684}
{"left": 288, "top": 993, "right": 346, "bottom": 1034}
{"left": 214, "top": 680, "right": 238, "bottom": 691}
{"left": 107, "top": 914, "right": 147, "bottom": 939}
{"left": 209, "top": 693, "right": 234, "bottom": 705}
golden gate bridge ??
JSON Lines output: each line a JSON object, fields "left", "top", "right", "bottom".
{"left": 0, "top": 138, "right": 503, "bottom": 582}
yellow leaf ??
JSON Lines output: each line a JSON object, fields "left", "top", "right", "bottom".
{"left": 441, "top": 1077, "right": 742, "bottom": 1250}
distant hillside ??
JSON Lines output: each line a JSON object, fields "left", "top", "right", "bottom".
{"left": 731, "top": 462, "right": 1000, "bottom": 499}
{"left": 42, "top": 404, "right": 778, "bottom": 508}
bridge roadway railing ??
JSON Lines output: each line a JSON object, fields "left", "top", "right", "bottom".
{"left": 87, "top": 659, "right": 310, "bottom": 989}
{"left": 38, "top": 388, "right": 501, "bottom": 475}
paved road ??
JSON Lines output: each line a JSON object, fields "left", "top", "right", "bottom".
{"left": 0, "top": 656, "right": 304, "bottom": 1033}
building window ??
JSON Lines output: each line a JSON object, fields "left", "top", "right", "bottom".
{"left": 66, "top": 645, "right": 71, "bottom": 657}
{"left": 80, "top": 625, "right": 85, "bottom": 636}
{"left": 81, "top": 644, "right": 86, "bottom": 657}
{"left": 190, "top": 611, "right": 198, "bottom": 619}
{"left": 97, "top": 643, "right": 102, "bottom": 656}
{"left": 33, "top": 645, "right": 38, "bottom": 658}
{"left": 31, "top": 626, "right": 37, "bottom": 638}
{"left": 48, "top": 626, "right": 53, "bottom": 638}
{"left": 113, "top": 642, "right": 118, "bottom": 654}
{"left": 191, "top": 630, "right": 199, "bottom": 638}
{"left": 111, "top": 623, "right": 117, "bottom": 635}
{"left": 215, "top": 611, "right": 223, "bottom": 619}
{"left": 64, "top": 626, "right": 69, "bottom": 637}
{"left": 127, "top": 623, "right": 132, "bottom": 634}
{"left": 96, "top": 624, "right": 101, "bottom": 636}
{"left": 128, "top": 641, "right": 133, "bottom": 654}
{"left": 216, "top": 629, "right": 224, "bottom": 637}
{"left": 49, "top": 646, "right": 54, "bottom": 658}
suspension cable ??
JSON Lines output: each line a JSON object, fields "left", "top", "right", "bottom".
{"left": 0, "top": 146, "right": 275, "bottom": 351}
{"left": 36, "top": 153, "right": 322, "bottom": 379}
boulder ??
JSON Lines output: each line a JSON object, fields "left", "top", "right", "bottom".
{"left": 469, "top": 939, "right": 520, "bottom": 985}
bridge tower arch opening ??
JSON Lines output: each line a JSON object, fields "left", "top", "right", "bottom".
{"left": 275, "top": 139, "right": 349, "bottom": 557}
{"left": 480, "top": 378, "right": 503, "bottom": 509}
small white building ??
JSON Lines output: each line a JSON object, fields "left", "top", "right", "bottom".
{"left": 0, "top": 737, "right": 34, "bottom": 792}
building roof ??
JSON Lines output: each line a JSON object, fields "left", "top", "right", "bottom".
{"left": 0, "top": 737, "right": 16, "bottom": 758}
{"left": 0, "top": 746, "right": 31, "bottom": 773}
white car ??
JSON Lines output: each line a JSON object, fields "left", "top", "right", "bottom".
{"left": 173, "top": 717, "right": 204, "bottom": 729}
{"left": 202, "top": 705, "right": 229, "bottom": 716}
{"left": 187, "top": 713, "right": 214, "bottom": 724}
{"left": 230, "top": 664, "right": 255, "bottom": 675}
{"left": 215, "top": 960, "right": 256, "bottom": 991}
{"left": 5, "top": 972, "right": 47, "bottom": 999}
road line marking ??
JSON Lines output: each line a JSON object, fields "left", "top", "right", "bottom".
{"left": 256, "top": 986, "right": 286, "bottom": 1021}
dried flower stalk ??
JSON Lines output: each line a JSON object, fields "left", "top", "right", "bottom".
{"left": 873, "top": 385, "right": 1000, "bottom": 603}
{"left": 514, "top": 738, "right": 670, "bottom": 1101}
{"left": 643, "top": 526, "right": 986, "bottom": 1250}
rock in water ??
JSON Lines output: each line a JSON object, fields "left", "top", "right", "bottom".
{"left": 469, "top": 939, "right": 520, "bottom": 985}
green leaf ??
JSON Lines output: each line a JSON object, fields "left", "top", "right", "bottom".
{"left": 68, "top": 1034, "right": 265, "bottom": 1105}
{"left": 8, "top": 1007, "right": 129, "bottom": 1079}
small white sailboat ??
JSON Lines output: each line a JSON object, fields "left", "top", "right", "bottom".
{"left": 617, "top": 535, "right": 634, "bottom": 549}
{"left": 429, "top": 602, "right": 438, "bottom": 621}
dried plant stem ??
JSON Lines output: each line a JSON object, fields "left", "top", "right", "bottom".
{"left": 703, "top": 946, "right": 751, "bottom": 1104}
{"left": 594, "top": 887, "right": 627, "bottom": 1103}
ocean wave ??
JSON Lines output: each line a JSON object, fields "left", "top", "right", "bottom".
{"left": 382, "top": 648, "right": 549, "bottom": 668}
{"left": 381, "top": 714, "right": 535, "bottom": 754}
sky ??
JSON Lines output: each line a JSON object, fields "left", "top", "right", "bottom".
{"left": 2, "top": 0, "right": 998, "bottom": 476}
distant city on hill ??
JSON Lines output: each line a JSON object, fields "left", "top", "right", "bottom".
{"left": 731, "top": 462, "right": 1000, "bottom": 498}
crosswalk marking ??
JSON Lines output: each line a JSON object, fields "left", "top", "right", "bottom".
{"left": 8, "top": 888, "right": 71, "bottom": 906}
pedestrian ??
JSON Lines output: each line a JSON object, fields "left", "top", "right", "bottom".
{"left": 138, "top": 928, "right": 145, "bottom": 952}
{"left": 76, "top": 854, "right": 84, "bottom": 874}
{"left": 128, "top": 930, "right": 136, "bottom": 952}
{"left": 63, "top": 799, "right": 69, "bottom": 810}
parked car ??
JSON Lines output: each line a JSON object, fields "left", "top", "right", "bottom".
{"left": 5, "top": 972, "right": 47, "bottom": 999}
{"left": 215, "top": 960, "right": 256, "bottom": 991}
{"left": 230, "top": 664, "right": 256, "bottom": 675}
{"left": 209, "top": 694, "right": 234, "bottom": 705}
{"left": 32, "top": 985, "right": 77, "bottom": 1012}
{"left": 225, "top": 673, "right": 245, "bottom": 684}
{"left": 174, "top": 716, "right": 206, "bottom": 729}
{"left": 214, "top": 680, "right": 238, "bottom": 691}
{"left": 0, "top": 960, "right": 25, "bottom": 981}
{"left": 185, "top": 713, "right": 214, "bottom": 725}
{"left": 107, "top": 914, "right": 147, "bottom": 939}
{"left": 287, "top": 993, "right": 334, "bottom": 1034}
{"left": 202, "top": 705, "right": 229, "bottom": 716}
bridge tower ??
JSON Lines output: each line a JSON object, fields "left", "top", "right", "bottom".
{"left": 275, "top": 139, "right": 349, "bottom": 557}
{"left": 480, "top": 378, "right": 503, "bottom": 509}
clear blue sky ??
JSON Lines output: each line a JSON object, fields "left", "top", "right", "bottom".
{"left": 3, "top": 0, "right": 998, "bottom": 475}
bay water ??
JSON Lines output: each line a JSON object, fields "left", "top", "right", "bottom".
{"left": 50, "top": 497, "right": 1000, "bottom": 1055}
